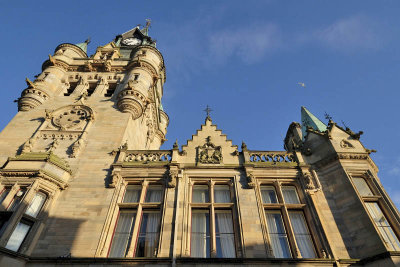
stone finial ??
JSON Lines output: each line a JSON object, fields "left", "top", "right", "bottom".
{"left": 241, "top": 141, "right": 247, "bottom": 151}
{"left": 173, "top": 139, "right": 179, "bottom": 150}
{"left": 25, "top": 78, "right": 35, "bottom": 88}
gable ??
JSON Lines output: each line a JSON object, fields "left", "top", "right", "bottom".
{"left": 180, "top": 118, "right": 239, "bottom": 165}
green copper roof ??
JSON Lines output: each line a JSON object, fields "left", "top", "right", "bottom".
{"left": 301, "top": 106, "right": 327, "bottom": 139}
{"left": 75, "top": 38, "right": 90, "bottom": 53}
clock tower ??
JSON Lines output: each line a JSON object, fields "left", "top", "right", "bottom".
{"left": 0, "top": 24, "right": 168, "bottom": 256}
{"left": 1, "top": 23, "right": 400, "bottom": 267}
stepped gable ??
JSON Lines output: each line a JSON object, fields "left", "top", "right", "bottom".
{"left": 180, "top": 117, "right": 239, "bottom": 165}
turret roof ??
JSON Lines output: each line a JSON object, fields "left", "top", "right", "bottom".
{"left": 301, "top": 106, "right": 327, "bottom": 139}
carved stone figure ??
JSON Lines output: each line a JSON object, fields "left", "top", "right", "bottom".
{"left": 247, "top": 173, "right": 256, "bottom": 188}
{"left": 166, "top": 169, "right": 178, "bottom": 188}
{"left": 70, "top": 139, "right": 84, "bottom": 158}
{"left": 340, "top": 139, "right": 354, "bottom": 149}
{"left": 302, "top": 172, "right": 315, "bottom": 190}
{"left": 21, "top": 137, "right": 36, "bottom": 154}
{"left": 109, "top": 170, "right": 122, "bottom": 188}
{"left": 47, "top": 139, "right": 59, "bottom": 152}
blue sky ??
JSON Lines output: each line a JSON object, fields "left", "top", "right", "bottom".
{"left": 1, "top": 1, "right": 400, "bottom": 205}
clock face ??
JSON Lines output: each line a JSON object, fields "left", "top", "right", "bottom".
{"left": 122, "top": 38, "right": 141, "bottom": 46}
{"left": 52, "top": 108, "right": 89, "bottom": 130}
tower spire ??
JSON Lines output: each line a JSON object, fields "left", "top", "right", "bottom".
{"left": 301, "top": 106, "right": 327, "bottom": 139}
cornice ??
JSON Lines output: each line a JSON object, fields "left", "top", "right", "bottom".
{"left": 7, "top": 152, "right": 72, "bottom": 174}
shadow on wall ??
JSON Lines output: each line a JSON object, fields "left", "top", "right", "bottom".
{"left": 32, "top": 215, "right": 85, "bottom": 258}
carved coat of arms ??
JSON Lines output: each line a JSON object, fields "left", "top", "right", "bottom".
{"left": 198, "top": 136, "right": 222, "bottom": 164}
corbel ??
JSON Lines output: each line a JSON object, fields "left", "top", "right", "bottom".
{"left": 109, "top": 168, "right": 122, "bottom": 188}
{"left": 245, "top": 167, "right": 256, "bottom": 189}
{"left": 165, "top": 167, "right": 179, "bottom": 188}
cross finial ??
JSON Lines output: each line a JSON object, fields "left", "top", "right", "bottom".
{"left": 324, "top": 112, "right": 332, "bottom": 121}
{"left": 204, "top": 105, "right": 212, "bottom": 119}
{"left": 145, "top": 19, "right": 151, "bottom": 28}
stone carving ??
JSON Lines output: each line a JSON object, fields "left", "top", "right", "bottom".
{"left": 124, "top": 150, "right": 171, "bottom": 163}
{"left": 104, "top": 61, "right": 112, "bottom": 72}
{"left": 109, "top": 170, "right": 122, "bottom": 188}
{"left": 29, "top": 105, "right": 95, "bottom": 157}
{"left": 344, "top": 128, "right": 363, "bottom": 140}
{"left": 198, "top": 136, "right": 222, "bottom": 164}
{"left": 70, "top": 138, "right": 85, "bottom": 158}
{"left": 173, "top": 139, "right": 179, "bottom": 150}
{"left": 241, "top": 141, "right": 247, "bottom": 150}
{"left": 302, "top": 172, "right": 315, "bottom": 190}
{"left": 47, "top": 139, "right": 59, "bottom": 152}
{"left": 247, "top": 173, "right": 256, "bottom": 188}
{"left": 340, "top": 139, "right": 354, "bottom": 149}
{"left": 21, "top": 137, "right": 37, "bottom": 153}
{"left": 166, "top": 169, "right": 178, "bottom": 188}
{"left": 48, "top": 54, "right": 57, "bottom": 65}
{"left": 249, "top": 151, "right": 295, "bottom": 163}
{"left": 86, "top": 61, "right": 94, "bottom": 72}
{"left": 78, "top": 76, "right": 88, "bottom": 86}
{"left": 52, "top": 106, "right": 91, "bottom": 131}
{"left": 77, "top": 91, "right": 89, "bottom": 105}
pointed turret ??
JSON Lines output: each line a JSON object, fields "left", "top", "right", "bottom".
{"left": 75, "top": 38, "right": 90, "bottom": 54}
{"left": 301, "top": 106, "right": 327, "bottom": 139}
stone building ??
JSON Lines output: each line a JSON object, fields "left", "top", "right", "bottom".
{"left": 0, "top": 24, "right": 399, "bottom": 266}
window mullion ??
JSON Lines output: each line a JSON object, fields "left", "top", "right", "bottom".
{"left": 209, "top": 181, "right": 216, "bottom": 257}
{"left": 186, "top": 181, "right": 194, "bottom": 256}
{"left": 275, "top": 181, "right": 300, "bottom": 258}
{"left": 1, "top": 184, "right": 20, "bottom": 211}
{"left": 126, "top": 181, "right": 148, "bottom": 256}
{"left": 282, "top": 205, "right": 300, "bottom": 258}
